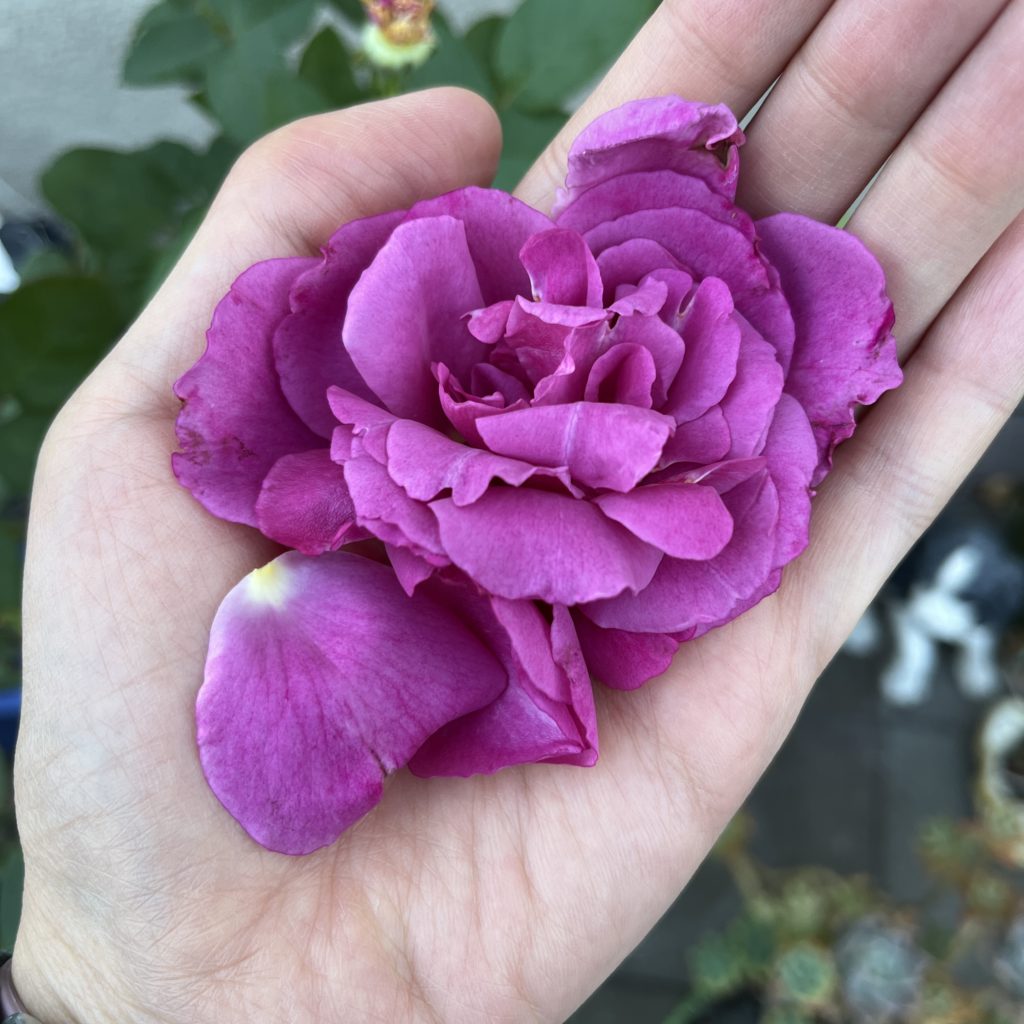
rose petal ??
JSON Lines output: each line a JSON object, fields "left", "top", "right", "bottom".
{"left": 657, "top": 406, "right": 731, "bottom": 467}
{"left": 196, "top": 551, "right": 507, "bottom": 854}
{"left": 555, "top": 96, "right": 744, "bottom": 210}
{"left": 409, "top": 599, "right": 597, "bottom": 775}
{"left": 585, "top": 343, "right": 657, "bottom": 408}
{"left": 343, "top": 216, "right": 484, "bottom": 426}
{"left": 762, "top": 394, "right": 817, "bottom": 564}
{"left": 403, "top": 187, "right": 554, "bottom": 303}
{"left": 477, "top": 402, "right": 675, "bottom": 492}
{"left": 273, "top": 211, "right": 402, "bottom": 437}
{"left": 596, "top": 238, "right": 690, "bottom": 302}
{"left": 757, "top": 213, "right": 902, "bottom": 484}
{"left": 609, "top": 277, "right": 670, "bottom": 317}
{"left": 519, "top": 227, "right": 603, "bottom": 307}
{"left": 173, "top": 258, "right": 322, "bottom": 527}
{"left": 595, "top": 482, "right": 734, "bottom": 560}
{"left": 344, "top": 454, "right": 446, "bottom": 558}
{"left": 574, "top": 615, "right": 679, "bottom": 691}
{"left": 431, "top": 488, "right": 663, "bottom": 604}
{"left": 584, "top": 470, "right": 780, "bottom": 633}
{"left": 255, "top": 448, "right": 360, "bottom": 555}
{"left": 585, "top": 208, "right": 795, "bottom": 371}
{"left": 719, "top": 317, "right": 785, "bottom": 458}
{"left": 385, "top": 417, "right": 580, "bottom": 505}
{"left": 607, "top": 311, "right": 685, "bottom": 405}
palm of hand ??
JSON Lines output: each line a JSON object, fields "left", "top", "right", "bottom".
{"left": 15, "top": 1, "right": 1024, "bottom": 1020}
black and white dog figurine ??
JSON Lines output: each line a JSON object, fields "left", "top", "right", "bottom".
{"left": 846, "top": 522, "right": 1024, "bottom": 706}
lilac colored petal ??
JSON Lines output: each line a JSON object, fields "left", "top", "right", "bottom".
{"left": 584, "top": 471, "right": 780, "bottom": 633}
{"left": 646, "top": 268, "right": 699, "bottom": 322}
{"left": 557, "top": 170, "right": 750, "bottom": 237}
{"left": 519, "top": 228, "right": 603, "bottom": 307}
{"left": 467, "top": 300, "right": 514, "bottom": 343}
{"left": 327, "top": 386, "right": 396, "bottom": 432}
{"left": 403, "top": 187, "right": 554, "bottom": 303}
{"left": 196, "top": 551, "right": 506, "bottom": 854}
{"left": 574, "top": 615, "right": 678, "bottom": 691}
{"left": 273, "top": 211, "right": 402, "bottom": 438}
{"left": 584, "top": 343, "right": 657, "bottom": 408}
{"left": 585, "top": 208, "right": 795, "bottom": 370}
{"left": 344, "top": 454, "right": 446, "bottom": 558}
{"left": 385, "top": 543, "right": 437, "bottom": 596}
{"left": 530, "top": 324, "right": 607, "bottom": 405}
{"left": 409, "top": 598, "right": 597, "bottom": 775}
{"left": 757, "top": 213, "right": 902, "bottom": 484}
{"left": 762, "top": 394, "right": 817, "bottom": 564}
{"left": 719, "top": 317, "right": 785, "bottom": 458}
{"left": 469, "top": 362, "right": 531, "bottom": 405}
{"left": 173, "top": 258, "right": 322, "bottom": 527}
{"left": 477, "top": 402, "right": 675, "bottom": 492}
{"left": 254, "top": 448, "right": 358, "bottom": 555}
{"left": 555, "top": 96, "right": 744, "bottom": 211}
{"left": 508, "top": 295, "right": 610, "bottom": 331}
{"left": 672, "top": 456, "right": 767, "bottom": 492}
{"left": 596, "top": 238, "right": 688, "bottom": 300}
{"left": 609, "top": 277, "right": 669, "bottom": 317}
{"left": 607, "top": 312, "right": 685, "bottom": 405}
{"left": 385, "top": 417, "right": 579, "bottom": 505}
{"left": 595, "top": 482, "right": 733, "bottom": 560}
{"left": 431, "top": 488, "right": 663, "bottom": 604}
{"left": 664, "top": 277, "right": 740, "bottom": 423}
{"left": 658, "top": 407, "right": 731, "bottom": 467}
{"left": 343, "top": 216, "right": 484, "bottom": 426}
{"left": 437, "top": 364, "right": 527, "bottom": 445}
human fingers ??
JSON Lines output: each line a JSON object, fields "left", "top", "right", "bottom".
{"left": 514, "top": 0, "right": 836, "bottom": 211}
{"left": 738, "top": 0, "right": 1008, "bottom": 223}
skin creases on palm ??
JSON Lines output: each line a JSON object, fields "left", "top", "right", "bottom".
{"left": 13, "top": 0, "right": 1024, "bottom": 1019}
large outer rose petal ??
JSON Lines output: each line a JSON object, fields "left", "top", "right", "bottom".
{"left": 718, "top": 318, "right": 785, "bottom": 458}
{"left": 173, "top": 257, "right": 322, "bottom": 527}
{"left": 519, "top": 228, "right": 603, "bottom": 307}
{"left": 196, "top": 551, "right": 507, "bottom": 854}
{"left": 385, "top": 418, "right": 579, "bottom": 505}
{"left": 584, "top": 208, "right": 795, "bottom": 370}
{"left": 409, "top": 600, "right": 597, "bottom": 775}
{"left": 254, "top": 448, "right": 359, "bottom": 555}
{"left": 573, "top": 615, "right": 679, "bottom": 691}
{"left": 554, "top": 96, "right": 745, "bottom": 209}
{"left": 343, "top": 216, "right": 485, "bottom": 426}
{"left": 477, "top": 402, "right": 675, "bottom": 492}
{"left": 595, "top": 482, "right": 734, "bottom": 560}
{"left": 403, "top": 186, "right": 554, "bottom": 303}
{"left": 556, "top": 169, "right": 749, "bottom": 237}
{"left": 431, "top": 489, "right": 663, "bottom": 604}
{"left": 584, "top": 471, "right": 780, "bottom": 633}
{"left": 273, "top": 211, "right": 403, "bottom": 438}
{"left": 757, "top": 213, "right": 902, "bottom": 484}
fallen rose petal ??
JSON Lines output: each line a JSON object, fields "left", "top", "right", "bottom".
{"left": 196, "top": 551, "right": 507, "bottom": 854}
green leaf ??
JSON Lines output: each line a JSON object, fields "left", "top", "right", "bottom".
{"left": 495, "top": 0, "right": 657, "bottom": 113}
{"left": 406, "top": 13, "right": 494, "bottom": 101}
{"left": 464, "top": 15, "right": 505, "bottom": 70}
{"left": 123, "top": 6, "right": 225, "bottom": 86}
{"left": 0, "top": 523, "right": 23, "bottom": 610}
{"left": 298, "top": 26, "right": 361, "bottom": 107}
{"left": 0, "top": 413, "right": 49, "bottom": 499}
{"left": 326, "top": 0, "right": 366, "bottom": 22}
{"left": 0, "top": 277, "right": 123, "bottom": 414}
{"left": 205, "top": 22, "right": 329, "bottom": 144}
{"left": 205, "top": 0, "right": 316, "bottom": 42}
{"left": 0, "top": 844, "right": 23, "bottom": 950}
{"left": 494, "top": 108, "right": 566, "bottom": 191}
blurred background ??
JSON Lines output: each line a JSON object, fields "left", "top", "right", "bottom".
{"left": 1, "top": 2, "right": 1023, "bottom": 1021}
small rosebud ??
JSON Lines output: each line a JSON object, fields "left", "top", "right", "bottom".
{"left": 361, "top": 0, "right": 436, "bottom": 69}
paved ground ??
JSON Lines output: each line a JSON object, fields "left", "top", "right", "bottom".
{"left": 570, "top": 412, "right": 1024, "bottom": 1023}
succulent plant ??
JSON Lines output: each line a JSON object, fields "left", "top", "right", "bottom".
{"left": 835, "top": 919, "right": 928, "bottom": 1023}
{"left": 772, "top": 942, "right": 838, "bottom": 1010}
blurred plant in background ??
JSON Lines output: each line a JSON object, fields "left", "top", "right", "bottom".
{"left": 664, "top": 804, "right": 1024, "bottom": 1024}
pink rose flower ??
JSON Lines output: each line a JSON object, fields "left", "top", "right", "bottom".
{"left": 174, "top": 96, "right": 901, "bottom": 853}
